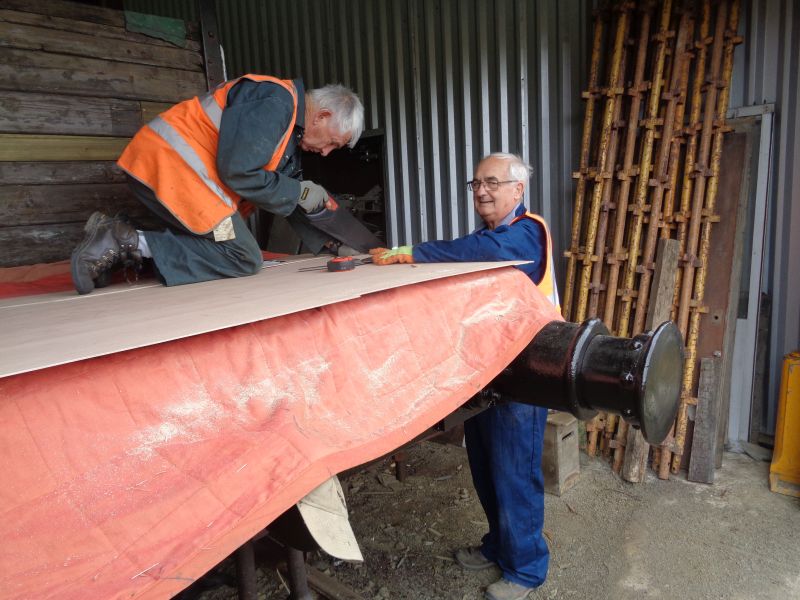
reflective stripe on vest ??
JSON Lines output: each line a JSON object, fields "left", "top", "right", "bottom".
{"left": 148, "top": 116, "right": 237, "bottom": 209}
{"left": 117, "top": 74, "right": 297, "bottom": 234}
{"left": 511, "top": 211, "right": 561, "bottom": 310}
{"left": 199, "top": 92, "right": 223, "bottom": 128}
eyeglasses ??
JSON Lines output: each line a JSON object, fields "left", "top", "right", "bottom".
{"left": 466, "top": 179, "right": 516, "bottom": 192}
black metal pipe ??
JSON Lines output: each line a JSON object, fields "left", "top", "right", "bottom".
{"left": 234, "top": 541, "right": 257, "bottom": 600}
{"left": 487, "top": 319, "right": 684, "bottom": 445}
{"left": 286, "top": 547, "right": 312, "bottom": 600}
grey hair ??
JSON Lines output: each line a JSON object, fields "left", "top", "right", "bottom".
{"left": 307, "top": 84, "right": 365, "bottom": 148}
{"left": 483, "top": 152, "right": 534, "bottom": 182}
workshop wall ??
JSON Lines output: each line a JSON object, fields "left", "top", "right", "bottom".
{"left": 727, "top": 0, "right": 800, "bottom": 439}
{"left": 0, "top": 0, "right": 207, "bottom": 267}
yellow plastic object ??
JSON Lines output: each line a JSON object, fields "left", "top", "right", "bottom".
{"left": 770, "top": 351, "right": 800, "bottom": 497}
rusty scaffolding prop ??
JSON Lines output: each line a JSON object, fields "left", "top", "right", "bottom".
{"left": 562, "top": 0, "right": 741, "bottom": 478}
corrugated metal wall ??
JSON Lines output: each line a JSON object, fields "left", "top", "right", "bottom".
{"left": 729, "top": 0, "right": 800, "bottom": 436}
{"left": 125, "top": 0, "right": 590, "bottom": 287}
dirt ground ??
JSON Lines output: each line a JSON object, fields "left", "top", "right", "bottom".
{"left": 189, "top": 440, "right": 800, "bottom": 600}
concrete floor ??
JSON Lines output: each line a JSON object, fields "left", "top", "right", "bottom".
{"left": 537, "top": 450, "right": 800, "bottom": 600}
{"left": 191, "top": 444, "right": 800, "bottom": 600}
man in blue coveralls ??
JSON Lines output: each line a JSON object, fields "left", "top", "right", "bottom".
{"left": 370, "top": 152, "right": 559, "bottom": 600}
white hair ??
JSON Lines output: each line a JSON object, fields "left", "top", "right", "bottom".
{"left": 483, "top": 152, "right": 534, "bottom": 182}
{"left": 307, "top": 84, "right": 365, "bottom": 148}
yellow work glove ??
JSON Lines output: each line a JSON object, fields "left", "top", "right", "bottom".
{"left": 369, "top": 246, "right": 415, "bottom": 265}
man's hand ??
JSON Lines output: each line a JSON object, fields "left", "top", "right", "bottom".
{"left": 298, "top": 180, "right": 329, "bottom": 213}
{"left": 369, "top": 246, "right": 414, "bottom": 265}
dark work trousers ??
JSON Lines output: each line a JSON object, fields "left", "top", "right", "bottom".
{"left": 464, "top": 401, "right": 550, "bottom": 588}
{"left": 127, "top": 176, "right": 330, "bottom": 286}
{"left": 126, "top": 176, "right": 266, "bottom": 286}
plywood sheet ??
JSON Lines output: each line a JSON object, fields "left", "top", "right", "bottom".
{"left": 0, "top": 256, "right": 527, "bottom": 378}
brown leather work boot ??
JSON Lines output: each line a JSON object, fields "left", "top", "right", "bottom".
{"left": 71, "top": 212, "right": 142, "bottom": 295}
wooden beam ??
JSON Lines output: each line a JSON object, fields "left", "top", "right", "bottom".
{"left": 0, "top": 21, "right": 203, "bottom": 71}
{"left": 140, "top": 102, "right": 172, "bottom": 124}
{"left": 0, "top": 0, "right": 200, "bottom": 39}
{"left": 693, "top": 130, "right": 748, "bottom": 470}
{"left": 0, "top": 48, "right": 206, "bottom": 103}
{"left": 0, "top": 183, "right": 143, "bottom": 226}
{"left": 0, "top": 92, "right": 169, "bottom": 137}
{"left": 0, "top": 222, "right": 84, "bottom": 267}
{"left": 688, "top": 356, "right": 721, "bottom": 483}
{"left": 645, "top": 238, "right": 681, "bottom": 333}
{"left": 0, "top": 161, "right": 126, "bottom": 185}
{"left": 0, "top": 8, "right": 200, "bottom": 51}
{"left": 0, "top": 91, "right": 142, "bottom": 136}
{"left": 622, "top": 237, "right": 680, "bottom": 483}
{"left": 0, "top": 134, "right": 129, "bottom": 161}
{"left": 0, "top": 0, "right": 124, "bottom": 28}
{"left": 305, "top": 566, "right": 365, "bottom": 600}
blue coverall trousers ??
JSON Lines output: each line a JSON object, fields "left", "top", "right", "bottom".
{"left": 464, "top": 401, "right": 549, "bottom": 588}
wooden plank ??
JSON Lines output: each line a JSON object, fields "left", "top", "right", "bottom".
{"left": 0, "top": 0, "right": 201, "bottom": 39}
{"left": 0, "top": 134, "right": 129, "bottom": 161}
{"left": 0, "top": 0, "right": 123, "bottom": 28}
{"left": 0, "top": 48, "right": 206, "bottom": 102}
{"left": 305, "top": 565, "right": 365, "bottom": 600}
{"left": 0, "top": 258, "right": 537, "bottom": 378}
{"left": 645, "top": 238, "right": 680, "bottom": 332}
{"left": 622, "top": 238, "right": 680, "bottom": 483}
{"left": 0, "top": 8, "right": 201, "bottom": 51}
{"left": 688, "top": 357, "right": 721, "bottom": 483}
{"left": 141, "top": 102, "right": 172, "bottom": 124}
{"left": 0, "top": 183, "right": 144, "bottom": 226}
{"left": 0, "top": 222, "right": 84, "bottom": 267}
{"left": 691, "top": 131, "right": 748, "bottom": 470}
{"left": 0, "top": 161, "right": 126, "bottom": 185}
{"left": 0, "top": 91, "right": 142, "bottom": 136}
{"left": 0, "top": 21, "right": 203, "bottom": 71}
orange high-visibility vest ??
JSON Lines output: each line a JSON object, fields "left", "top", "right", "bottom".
{"left": 117, "top": 75, "right": 298, "bottom": 235}
{"left": 511, "top": 211, "right": 561, "bottom": 311}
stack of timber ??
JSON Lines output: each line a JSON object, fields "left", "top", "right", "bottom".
{"left": 561, "top": 0, "right": 742, "bottom": 480}
{"left": 0, "top": 0, "right": 207, "bottom": 267}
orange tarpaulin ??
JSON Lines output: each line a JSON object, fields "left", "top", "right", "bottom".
{"left": 0, "top": 266, "right": 560, "bottom": 599}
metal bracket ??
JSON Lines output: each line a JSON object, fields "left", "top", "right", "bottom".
{"left": 198, "top": 0, "right": 225, "bottom": 90}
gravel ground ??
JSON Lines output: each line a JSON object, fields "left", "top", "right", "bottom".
{"left": 190, "top": 441, "right": 800, "bottom": 600}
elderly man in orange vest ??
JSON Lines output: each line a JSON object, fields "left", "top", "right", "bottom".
{"left": 371, "top": 153, "right": 558, "bottom": 600}
{"left": 70, "top": 75, "right": 364, "bottom": 294}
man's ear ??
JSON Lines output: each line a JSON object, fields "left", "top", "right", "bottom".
{"left": 313, "top": 109, "right": 332, "bottom": 125}
{"left": 514, "top": 182, "right": 525, "bottom": 199}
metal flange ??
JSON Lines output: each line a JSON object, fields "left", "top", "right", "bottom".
{"left": 487, "top": 318, "right": 684, "bottom": 445}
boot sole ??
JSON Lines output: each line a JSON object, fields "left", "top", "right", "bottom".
{"left": 70, "top": 212, "right": 106, "bottom": 295}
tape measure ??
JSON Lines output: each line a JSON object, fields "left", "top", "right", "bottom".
{"left": 327, "top": 257, "right": 357, "bottom": 272}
